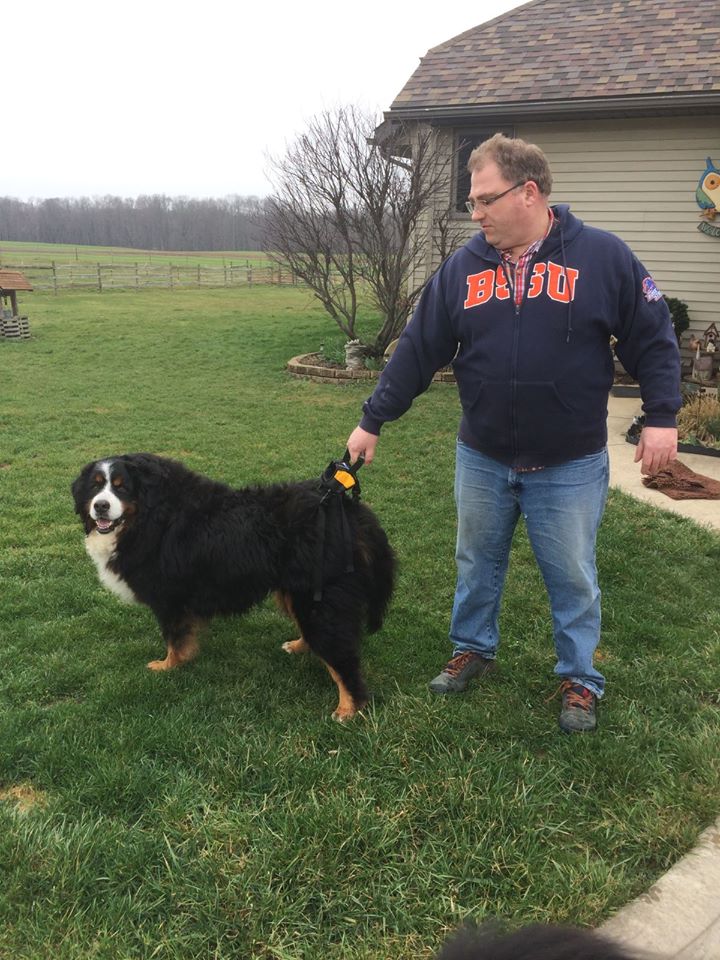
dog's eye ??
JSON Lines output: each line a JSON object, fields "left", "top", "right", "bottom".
{"left": 92, "top": 474, "right": 105, "bottom": 487}
{"left": 112, "top": 476, "right": 124, "bottom": 489}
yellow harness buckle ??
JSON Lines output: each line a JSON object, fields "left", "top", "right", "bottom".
{"left": 334, "top": 469, "right": 356, "bottom": 490}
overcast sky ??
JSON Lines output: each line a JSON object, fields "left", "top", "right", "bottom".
{"left": 5, "top": 0, "right": 523, "bottom": 201}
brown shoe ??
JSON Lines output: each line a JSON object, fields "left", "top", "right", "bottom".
{"left": 558, "top": 680, "right": 597, "bottom": 733}
{"left": 428, "top": 651, "right": 496, "bottom": 693}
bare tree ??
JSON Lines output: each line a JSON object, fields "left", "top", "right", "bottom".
{"left": 263, "top": 106, "right": 463, "bottom": 357}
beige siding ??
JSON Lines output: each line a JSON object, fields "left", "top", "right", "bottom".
{"left": 520, "top": 117, "right": 720, "bottom": 339}
{"left": 418, "top": 116, "right": 720, "bottom": 345}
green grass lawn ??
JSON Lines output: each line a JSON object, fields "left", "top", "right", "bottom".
{"left": 0, "top": 240, "right": 270, "bottom": 278}
{"left": 1, "top": 287, "right": 719, "bottom": 960}
{"left": 0, "top": 240, "right": 271, "bottom": 267}
{"left": 0, "top": 241, "right": 280, "bottom": 294}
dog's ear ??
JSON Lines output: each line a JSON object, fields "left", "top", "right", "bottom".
{"left": 123, "top": 453, "right": 164, "bottom": 487}
{"left": 122, "top": 454, "right": 166, "bottom": 514}
{"left": 71, "top": 462, "right": 95, "bottom": 515}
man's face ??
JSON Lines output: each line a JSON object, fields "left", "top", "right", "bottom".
{"left": 468, "top": 161, "right": 531, "bottom": 250}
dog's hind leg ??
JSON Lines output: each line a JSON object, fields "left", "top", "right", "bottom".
{"left": 148, "top": 614, "right": 203, "bottom": 671}
{"left": 274, "top": 591, "right": 310, "bottom": 655}
{"left": 292, "top": 590, "right": 369, "bottom": 721}
{"left": 320, "top": 657, "right": 367, "bottom": 722}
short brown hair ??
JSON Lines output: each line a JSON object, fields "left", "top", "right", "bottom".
{"left": 467, "top": 133, "right": 553, "bottom": 196}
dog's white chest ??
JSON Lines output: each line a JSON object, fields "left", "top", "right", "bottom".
{"left": 85, "top": 529, "right": 138, "bottom": 604}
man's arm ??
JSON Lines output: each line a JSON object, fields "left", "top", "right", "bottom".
{"left": 345, "top": 265, "right": 459, "bottom": 465}
{"left": 613, "top": 254, "right": 681, "bottom": 475}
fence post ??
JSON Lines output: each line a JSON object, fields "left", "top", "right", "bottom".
{"left": 97, "top": 263, "right": 103, "bottom": 293}
{"left": 52, "top": 261, "right": 58, "bottom": 295}
{"left": 135, "top": 263, "right": 139, "bottom": 290}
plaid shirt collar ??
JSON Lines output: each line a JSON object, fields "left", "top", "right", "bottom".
{"left": 498, "top": 208, "right": 556, "bottom": 306}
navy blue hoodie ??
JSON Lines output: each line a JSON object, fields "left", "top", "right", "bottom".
{"left": 360, "top": 205, "right": 681, "bottom": 469}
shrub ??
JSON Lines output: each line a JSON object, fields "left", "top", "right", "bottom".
{"left": 664, "top": 296, "right": 690, "bottom": 344}
{"left": 677, "top": 392, "right": 720, "bottom": 447}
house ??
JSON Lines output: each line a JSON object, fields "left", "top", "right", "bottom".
{"left": 381, "top": 0, "right": 720, "bottom": 347}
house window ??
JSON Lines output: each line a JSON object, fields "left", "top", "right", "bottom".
{"left": 453, "top": 127, "right": 515, "bottom": 213}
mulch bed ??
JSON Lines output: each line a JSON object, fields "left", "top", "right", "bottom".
{"left": 301, "top": 352, "right": 345, "bottom": 370}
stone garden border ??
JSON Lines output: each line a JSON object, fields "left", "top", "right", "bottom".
{"left": 287, "top": 354, "right": 456, "bottom": 384}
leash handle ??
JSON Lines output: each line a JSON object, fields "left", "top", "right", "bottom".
{"left": 343, "top": 448, "right": 364, "bottom": 474}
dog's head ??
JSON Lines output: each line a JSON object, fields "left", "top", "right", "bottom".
{"left": 71, "top": 454, "right": 163, "bottom": 535}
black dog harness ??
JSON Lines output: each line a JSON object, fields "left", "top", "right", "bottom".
{"left": 313, "top": 450, "right": 364, "bottom": 602}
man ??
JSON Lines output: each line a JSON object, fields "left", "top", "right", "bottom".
{"left": 346, "top": 134, "right": 680, "bottom": 733}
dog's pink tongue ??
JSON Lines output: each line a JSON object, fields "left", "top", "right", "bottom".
{"left": 96, "top": 518, "right": 112, "bottom": 531}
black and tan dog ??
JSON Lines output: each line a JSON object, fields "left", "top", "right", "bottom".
{"left": 71, "top": 453, "right": 395, "bottom": 719}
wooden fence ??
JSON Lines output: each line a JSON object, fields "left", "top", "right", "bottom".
{"left": 4, "top": 261, "right": 302, "bottom": 293}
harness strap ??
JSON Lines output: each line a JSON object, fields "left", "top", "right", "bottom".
{"left": 313, "top": 450, "right": 364, "bottom": 602}
{"left": 313, "top": 499, "right": 328, "bottom": 603}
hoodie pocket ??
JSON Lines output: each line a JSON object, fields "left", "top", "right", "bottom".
{"left": 458, "top": 379, "right": 514, "bottom": 445}
{"left": 514, "top": 381, "right": 577, "bottom": 449}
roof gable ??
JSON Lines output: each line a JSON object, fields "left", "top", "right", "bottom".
{"left": 391, "top": 0, "right": 720, "bottom": 112}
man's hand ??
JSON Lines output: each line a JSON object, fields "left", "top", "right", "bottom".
{"left": 634, "top": 426, "right": 678, "bottom": 475}
{"left": 346, "top": 426, "right": 379, "bottom": 465}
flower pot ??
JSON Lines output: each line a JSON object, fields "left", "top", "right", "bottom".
{"left": 692, "top": 355, "right": 714, "bottom": 382}
{"left": 344, "top": 341, "right": 366, "bottom": 371}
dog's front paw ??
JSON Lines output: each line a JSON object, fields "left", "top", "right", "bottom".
{"left": 332, "top": 704, "right": 365, "bottom": 722}
{"left": 147, "top": 658, "right": 173, "bottom": 671}
{"left": 282, "top": 637, "right": 310, "bottom": 655}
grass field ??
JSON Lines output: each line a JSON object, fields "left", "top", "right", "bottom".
{"left": 0, "top": 241, "right": 279, "bottom": 294}
{"left": 1, "top": 287, "right": 719, "bottom": 959}
{"left": 0, "top": 240, "right": 273, "bottom": 269}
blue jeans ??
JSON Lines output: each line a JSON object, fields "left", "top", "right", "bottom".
{"left": 450, "top": 441, "right": 609, "bottom": 697}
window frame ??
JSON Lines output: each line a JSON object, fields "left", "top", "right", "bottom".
{"left": 452, "top": 126, "right": 516, "bottom": 217}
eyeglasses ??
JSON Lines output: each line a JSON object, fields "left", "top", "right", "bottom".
{"left": 465, "top": 181, "right": 526, "bottom": 214}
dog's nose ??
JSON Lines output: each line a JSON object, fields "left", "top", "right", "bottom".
{"left": 94, "top": 500, "right": 110, "bottom": 515}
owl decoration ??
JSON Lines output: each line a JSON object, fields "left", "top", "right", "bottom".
{"left": 696, "top": 157, "right": 720, "bottom": 221}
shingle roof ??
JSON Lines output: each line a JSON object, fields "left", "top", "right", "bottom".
{"left": 0, "top": 270, "right": 33, "bottom": 292}
{"left": 390, "top": 0, "right": 720, "bottom": 112}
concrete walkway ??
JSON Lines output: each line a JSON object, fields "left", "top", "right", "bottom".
{"left": 600, "top": 816, "right": 720, "bottom": 958}
{"left": 600, "top": 394, "right": 720, "bottom": 957}
{"left": 607, "top": 394, "right": 720, "bottom": 532}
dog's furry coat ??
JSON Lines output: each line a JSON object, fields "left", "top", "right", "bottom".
{"left": 72, "top": 453, "right": 395, "bottom": 719}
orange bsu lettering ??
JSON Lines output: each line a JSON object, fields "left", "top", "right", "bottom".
{"left": 463, "top": 268, "right": 495, "bottom": 308}
{"left": 495, "top": 265, "right": 510, "bottom": 300}
{"left": 545, "top": 262, "right": 579, "bottom": 302}
{"left": 464, "top": 261, "right": 579, "bottom": 309}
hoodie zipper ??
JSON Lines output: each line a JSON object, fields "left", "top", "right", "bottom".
{"left": 503, "top": 252, "right": 543, "bottom": 466}
{"left": 501, "top": 218, "right": 567, "bottom": 466}
{"left": 501, "top": 259, "right": 522, "bottom": 465}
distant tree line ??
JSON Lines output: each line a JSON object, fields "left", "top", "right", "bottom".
{"left": 0, "top": 194, "right": 266, "bottom": 251}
